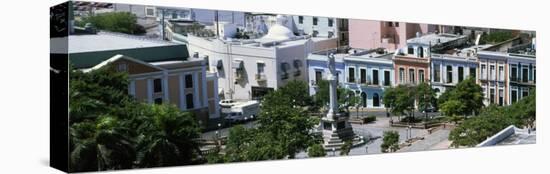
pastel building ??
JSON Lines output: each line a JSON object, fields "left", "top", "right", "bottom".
{"left": 394, "top": 33, "right": 468, "bottom": 86}
{"left": 186, "top": 15, "right": 338, "bottom": 101}
{"left": 66, "top": 31, "right": 220, "bottom": 127}
{"left": 349, "top": 20, "right": 430, "bottom": 51}
{"left": 307, "top": 48, "right": 394, "bottom": 109}
{"left": 478, "top": 36, "right": 536, "bottom": 106}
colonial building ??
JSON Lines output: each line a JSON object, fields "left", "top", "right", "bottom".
{"left": 186, "top": 15, "right": 338, "bottom": 101}
{"left": 67, "top": 31, "right": 219, "bottom": 126}
{"left": 307, "top": 48, "right": 394, "bottom": 109}
{"left": 478, "top": 35, "right": 535, "bottom": 106}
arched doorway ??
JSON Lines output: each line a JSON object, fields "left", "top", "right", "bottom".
{"left": 361, "top": 92, "right": 367, "bottom": 107}
{"left": 373, "top": 93, "right": 380, "bottom": 107}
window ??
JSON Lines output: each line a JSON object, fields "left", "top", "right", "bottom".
{"left": 408, "top": 47, "right": 414, "bottom": 55}
{"left": 348, "top": 67, "right": 355, "bottom": 83}
{"left": 373, "top": 69, "right": 379, "bottom": 85}
{"left": 313, "top": 17, "right": 318, "bottom": 25}
{"left": 395, "top": 22, "right": 399, "bottom": 27}
{"left": 298, "top": 16, "right": 303, "bottom": 24}
{"left": 387, "top": 22, "right": 393, "bottom": 27}
{"left": 154, "top": 98, "right": 163, "bottom": 104}
{"left": 521, "top": 66, "right": 529, "bottom": 82}
{"left": 458, "top": 67, "right": 464, "bottom": 82}
{"left": 409, "top": 69, "right": 415, "bottom": 84}
{"left": 498, "top": 89, "right": 504, "bottom": 106}
{"left": 469, "top": 67, "right": 476, "bottom": 79}
{"left": 384, "top": 71, "right": 390, "bottom": 86}
{"left": 418, "top": 47, "right": 424, "bottom": 58}
{"left": 186, "top": 93, "right": 194, "bottom": 109}
{"left": 153, "top": 79, "right": 162, "bottom": 93}
{"left": 522, "top": 89, "right": 529, "bottom": 98}
{"left": 145, "top": 7, "right": 155, "bottom": 17}
{"left": 490, "top": 65, "right": 495, "bottom": 80}
{"left": 373, "top": 93, "right": 380, "bottom": 107}
{"left": 481, "top": 64, "right": 487, "bottom": 79}
{"left": 185, "top": 74, "right": 193, "bottom": 88}
{"left": 511, "top": 65, "right": 518, "bottom": 81}
{"left": 328, "top": 18, "right": 334, "bottom": 27}
{"left": 360, "top": 69, "right": 366, "bottom": 84}
{"left": 172, "top": 12, "right": 177, "bottom": 19}
{"left": 434, "top": 64, "right": 441, "bottom": 82}
{"left": 257, "top": 62, "right": 265, "bottom": 74}
{"left": 490, "top": 88, "right": 495, "bottom": 104}
{"left": 446, "top": 66, "right": 453, "bottom": 83}
{"left": 399, "top": 68, "right": 405, "bottom": 83}
{"left": 315, "top": 71, "right": 323, "bottom": 84}
{"left": 361, "top": 92, "right": 367, "bottom": 107}
{"left": 312, "top": 30, "right": 319, "bottom": 37}
{"left": 117, "top": 63, "right": 128, "bottom": 72}
{"left": 511, "top": 90, "right": 518, "bottom": 104}
{"left": 498, "top": 66, "right": 504, "bottom": 81}
{"left": 419, "top": 70, "right": 424, "bottom": 82}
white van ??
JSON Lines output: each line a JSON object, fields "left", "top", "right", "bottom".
{"left": 222, "top": 100, "right": 260, "bottom": 123}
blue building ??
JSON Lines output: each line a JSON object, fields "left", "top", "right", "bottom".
{"left": 307, "top": 48, "right": 394, "bottom": 109}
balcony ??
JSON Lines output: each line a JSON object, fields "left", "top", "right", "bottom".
{"left": 509, "top": 76, "right": 535, "bottom": 86}
{"left": 255, "top": 74, "right": 267, "bottom": 82}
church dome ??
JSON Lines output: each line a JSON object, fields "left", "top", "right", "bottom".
{"left": 262, "top": 15, "right": 295, "bottom": 40}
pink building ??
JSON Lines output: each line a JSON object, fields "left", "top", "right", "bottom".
{"left": 349, "top": 20, "right": 432, "bottom": 51}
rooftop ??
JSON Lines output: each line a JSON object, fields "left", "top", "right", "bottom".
{"left": 407, "top": 33, "right": 467, "bottom": 46}
{"left": 68, "top": 31, "right": 177, "bottom": 53}
{"left": 64, "top": 32, "right": 189, "bottom": 68}
{"left": 477, "top": 125, "right": 536, "bottom": 147}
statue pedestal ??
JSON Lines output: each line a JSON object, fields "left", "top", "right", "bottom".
{"left": 320, "top": 113, "right": 363, "bottom": 151}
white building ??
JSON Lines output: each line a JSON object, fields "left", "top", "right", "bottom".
{"left": 186, "top": 15, "right": 338, "bottom": 100}
{"left": 292, "top": 16, "right": 348, "bottom": 46}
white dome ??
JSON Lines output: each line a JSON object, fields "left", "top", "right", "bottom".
{"left": 262, "top": 15, "right": 295, "bottom": 40}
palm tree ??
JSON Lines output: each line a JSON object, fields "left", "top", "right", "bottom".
{"left": 135, "top": 104, "right": 201, "bottom": 167}
{"left": 69, "top": 116, "right": 136, "bottom": 172}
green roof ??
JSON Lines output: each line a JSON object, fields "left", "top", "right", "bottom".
{"left": 69, "top": 45, "right": 189, "bottom": 68}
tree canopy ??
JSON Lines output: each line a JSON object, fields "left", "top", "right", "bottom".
{"left": 69, "top": 65, "right": 201, "bottom": 172}
{"left": 79, "top": 12, "right": 146, "bottom": 35}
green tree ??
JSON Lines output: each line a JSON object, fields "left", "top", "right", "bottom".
{"left": 69, "top": 117, "right": 136, "bottom": 172}
{"left": 339, "top": 140, "right": 352, "bottom": 156}
{"left": 69, "top": 65, "right": 202, "bottom": 171}
{"left": 416, "top": 82, "right": 436, "bottom": 120}
{"left": 224, "top": 125, "right": 253, "bottom": 162}
{"left": 135, "top": 104, "right": 201, "bottom": 167}
{"left": 440, "top": 100, "right": 466, "bottom": 124}
{"left": 438, "top": 77, "right": 484, "bottom": 117}
{"left": 381, "top": 131, "right": 400, "bottom": 153}
{"left": 278, "top": 80, "right": 314, "bottom": 108}
{"left": 314, "top": 80, "right": 355, "bottom": 113}
{"left": 391, "top": 85, "right": 416, "bottom": 121}
{"left": 449, "top": 105, "right": 512, "bottom": 147}
{"left": 80, "top": 12, "right": 145, "bottom": 34}
{"left": 307, "top": 144, "right": 327, "bottom": 157}
{"left": 383, "top": 86, "right": 397, "bottom": 119}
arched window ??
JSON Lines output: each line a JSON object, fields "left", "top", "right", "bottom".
{"left": 373, "top": 93, "right": 380, "bottom": 107}
{"left": 361, "top": 92, "right": 367, "bottom": 107}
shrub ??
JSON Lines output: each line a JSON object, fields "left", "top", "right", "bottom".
{"left": 381, "top": 131, "right": 399, "bottom": 153}
{"left": 363, "top": 115, "right": 377, "bottom": 123}
{"left": 307, "top": 144, "right": 326, "bottom": 157}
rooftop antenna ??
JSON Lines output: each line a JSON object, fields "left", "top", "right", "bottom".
{"left": 215, "top": 10, "right": 220, "bottom": 38}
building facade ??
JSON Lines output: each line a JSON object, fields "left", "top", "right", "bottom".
{"left": 67, "top": 31, "right": 219, "bottom": 126}
{"left": 292, "top": 16, "right": 349, "bottom": 46}
{"left": 307, "top": 48, "right": 394, "bottom": 109}
{"left": 349, "top": 20, "right": 431, "bottom": 51}
{"left": 186, "top": 15, "right": 338, "bottom": 101}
